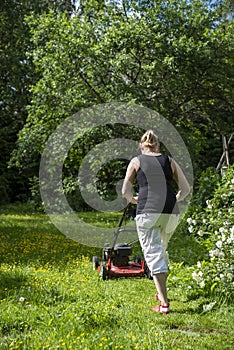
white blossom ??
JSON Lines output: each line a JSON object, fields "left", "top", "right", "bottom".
{"left": 209, "top": 248, "right": 223, "bottom": 258}
{"left": 221, "top": 233, "right": 226, "bottom": 242}
{"left": 209, "top": 250, "right": 215, "bottom": 258}
{"left": 199, "top": 280, "right": 205, "bottom": 288}
{"left": 216, "top": 240, "right": 223, "bottom": 248}
{"left": 188, "top": 226, "right": 194, "bottom": 233}
{"left": 192, "top": 272, "right": 199, "bottom": 281}
{"left": 218, "top": 251, "right": 225, "bottom": 258}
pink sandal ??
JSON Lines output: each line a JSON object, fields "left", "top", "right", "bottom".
{"left": 152, "top": 304, "right": 170, "bottom": 314}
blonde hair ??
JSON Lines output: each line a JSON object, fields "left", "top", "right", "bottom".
{"left": 140, "top": 130, "right": 158, "bottom": 149}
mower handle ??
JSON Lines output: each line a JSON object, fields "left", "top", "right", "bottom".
{"left": 117, "top": 203, "right": 130, "bottom": 228}
{"left": 112, "top": 204, "right": 131, "bottom": 249}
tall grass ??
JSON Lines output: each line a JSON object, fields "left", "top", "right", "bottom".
{"left": 0, "top": 204, "right": 233, "bottom": 349}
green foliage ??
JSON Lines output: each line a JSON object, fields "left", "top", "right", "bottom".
{"left": 62, "top": 124, "right": 142, "bottom": 209}
{"left": 191, "top": 167, "right": 221, "bottom": 210}
{"left": 172, "top": 167, "right": 221, "bottom": 245}
{"left": 10, "top": 1, "right": 234, "bottom": 180}
{"left": 0, "top": 0, "right": 33, "bottom": 203}
{"left": 1, "top": 0, "right": 234, "bottom": 204}
{"left": 0, "top": 0, "right": 76, "bottom": 203}
{"left": 187, "top": 165, "right": 234, "bottom": 302}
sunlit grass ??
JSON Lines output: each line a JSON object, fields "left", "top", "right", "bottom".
{"left": 0, "top": 204, "right": 233, "bottom": 349}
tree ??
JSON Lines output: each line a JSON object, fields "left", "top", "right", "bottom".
{"left": 0, "top": 0, "right": 76, "bottom": 203}
{"left": 9, "top": 0, "right": 234, "bottom": 205}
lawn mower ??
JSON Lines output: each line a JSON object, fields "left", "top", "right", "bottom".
{"left": 92, "top": 205, "right": 151, "bottom": 280}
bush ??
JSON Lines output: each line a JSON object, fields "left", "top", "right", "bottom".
{"left": 173, "top": 167, "right": 221, "bottom": 252}
{"left": 188, "top": 165, "right": 234, "bottom": 303}
{"left": 28, "top": 175, "right": 91, "bottom": 212}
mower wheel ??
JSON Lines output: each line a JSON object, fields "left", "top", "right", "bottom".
{"left": 92, "top": 256, "right": 100, "bottom": 270}
{"left": 100, "top": 263, "right": 108, "bottom": 280}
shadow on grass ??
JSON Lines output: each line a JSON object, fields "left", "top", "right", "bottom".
{"left": 0, "top": 204, "right": 207, "bottom": 267}
{"left": 168, "top": 230, "right": 209, "bottom": 265}
{"left": 0, "top": 270, "right": 29, "bottom": 296}
{"left": 170, "top": 305, "right": 205, "bottom": 315}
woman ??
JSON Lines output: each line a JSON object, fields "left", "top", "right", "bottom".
{"left": 122, "top": 130, "right": 190, "bottom": 314}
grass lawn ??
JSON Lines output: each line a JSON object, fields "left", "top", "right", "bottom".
{"left": 0, "top": 204, "right": 233, "bottom": 350}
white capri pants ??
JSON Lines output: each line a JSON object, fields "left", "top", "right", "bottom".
{"left": 135, "top": 213, "right": 179, "bottom": 275}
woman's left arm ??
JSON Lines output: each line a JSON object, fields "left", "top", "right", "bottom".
{"left": 122, "top": 157, "right": 139, "bottom": 204}
{"left": 171, "top": 159, "right": 190, "bottom": 202}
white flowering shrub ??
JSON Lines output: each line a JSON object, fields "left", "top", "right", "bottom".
{"left": 188, "top": 165, "right": 234, "bottom": 303}
{"left": 172, "top": 167, "right": 221, "bottom": 265}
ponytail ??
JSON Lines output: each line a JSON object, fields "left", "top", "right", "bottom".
{"left": 140, "top": 130, "right": 158, "bottom": 149}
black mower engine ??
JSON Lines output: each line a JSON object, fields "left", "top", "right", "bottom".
{"left": 102, "top": 243, "right": 132, "bottom": 267}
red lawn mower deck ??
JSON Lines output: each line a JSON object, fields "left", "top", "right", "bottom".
{"left": 92, "top": 205, "right": 151, "bottom": 280}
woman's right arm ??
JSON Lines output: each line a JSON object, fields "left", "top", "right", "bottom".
{"left": 122, "top": 157, "right": 140, "bottom": 204}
